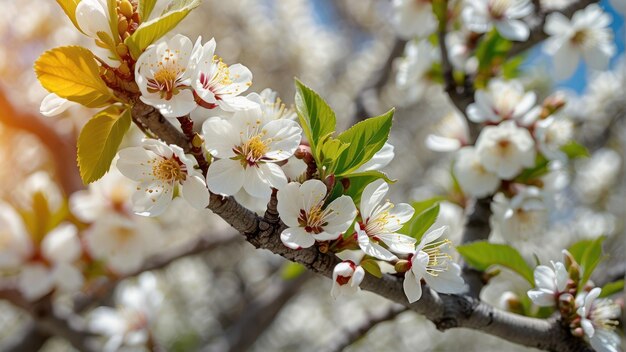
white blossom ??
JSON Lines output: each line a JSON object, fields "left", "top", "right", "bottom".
{"left": 467, "top": 79, "right": 537, "bottom": 124}
{"left": 135, "top": 34, "right": 198, "bottom": 118}
{"left": 19, "top": 223, "right": 83, "bottom": 301}
{"left": 403, "top": 226, "right": 465, "bottom": 303}
{"left": 116, "top": 139, "right": 209, "bottom": 217}
{"left": 527, "top": 261, "right": 568, "bottom": 306}
{"left": 85, "top": 214, "right": 161, "bottom": 274}
{"left": 391, "top": 0, "right": 437, "bottom": 39}
{"left": 203, "top": 107, "right": 302, "bottom": 200}
{"left": 491, "top": 187, "right": 549, "bottom": 242}
{"left": 282, "top": 156, "right": 308, "bottom": 183}
{"left": 277, "top": 180, "right": 356, "bottom": 249}
{"left": 396, "top": 40, "right": 436, "bottom": 102}
{"left": 475, "top": 120, "right": 536, "bottom": 179}
{"left": 0, "top": 202, "right": 32, "bottom": 269}
{"left": 426, "top": 112, "right": 470, "bottom": 152}
{"left": 90, "top": 273, "right": 163, "bottom": 352}
{"left": 576, "top": 287, "right": 622, "bottom": 352}
{"left": 355, "top": 143, "right": 395, "bottom": 173}
{"left": 356, "top": 179, "right": 416, "bottom": 261}
{"left": 70, "top": 166, "right": 135, "bottom": 221}
{"left": 75, "top": 0, "right": 118, "bottom": 66}
{"left": 191, "top": 38, "right": 254, "bottom": 112}
{"left": 454, "top": 146, "right": 501, "bottom": 197}
{"left": 463, "top": 0, "right": 534, "bottom": 41}
{"left": 534, "top": 116, "right": 574, "bottom": 161}
{"left": 544, "top": 4, "right": 616, "bottom": 79}
{"left": 330, "top": 260, "right": 365, "bottom": 299}
{"left": 246, "top": 88, "right": 296, "bottom": 120}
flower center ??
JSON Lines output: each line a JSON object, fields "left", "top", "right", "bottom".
{"left": 153, "top": 157, "right": 186, "bottom": 183}
{"left": 571, "top": 29, "right": 591, "bottom": 48}
{"left": 234, "top": 135, "right": 271, "bottom": 167}
{"left": 112, "top": 226, "right": 135, "bottom": 244}
{"left": 488, "top": 0, "right": 511, "bottom": 19}
{"left": 199, "top": 56, "right": 233, "bottom": 93}
{"left": 146, "top": 52, "right": 187, "bottom": 100}
{"left": 364, "top": 202, "right": 395, "bottom": 236}
{"left": 298, "top": 204, "right": 329, "bottom": 234}
{"left": 422, "top": 239, "right": 453, "bottom": 276}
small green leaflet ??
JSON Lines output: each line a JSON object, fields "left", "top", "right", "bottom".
{"left": 600, "top": 280, "right": 624, "bottom": 298}
{"left": 361, "top": 258, "right": 382, "bottom": 278}
{"left": 457, "top": 241, "right": 535, "bottom": 285}
{"left": 398, "top": 197, "right": 444, "bottom": 240}
{"left": 281, "top": 262, "right": 306, "bottom": 280}
{"left": 139, "top": 0, "right": 158, "bottom": 20}
{"left": 567, "top": 237, "right": 605, "bottom": 289}
{"left": 334, "top": 109, "right": 394, "bottom": 176}
{"left": 560, "top": 141, "right": 590, "bottom": 159}
{"left": 294, "top": 79, "right": 336, "bottom": 164}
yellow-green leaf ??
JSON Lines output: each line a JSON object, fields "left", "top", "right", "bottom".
{"left": 361, "top": 259, "right": 382, "bottom": 278}
{"left": 139, "top": 0, "right": 158, "bottom": 20}
{"left": 35, "top": 46, "right": 114, "bottom": 108}
{"left": 125, "top": 0, "right": 200, "bottom": 59}
{"left": 77, "top": 106, "right": 131, "bottom": 183}
{"left": 55, "top": 0, "right": 82, "bottom": 31}
{"left": 457, "top": 241, "right": 534, "bottom": 285}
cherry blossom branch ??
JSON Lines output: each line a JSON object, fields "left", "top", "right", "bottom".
{"left": 460, "top": 197, "right": 493, "bottom": 297}
{"left": 222, "top": 273, "right": 311, "bottom": 352}
{"left": 130, "top": 105, "right": 593, "bottom": 352}
{"left": 325, "top": 304, "right": 408, "bottom": 352}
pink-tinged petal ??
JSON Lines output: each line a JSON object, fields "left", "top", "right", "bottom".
{"left": 360, "top": 179, "right": 388, "bottom": 220}
{"left": 181, "top": 175, "right": 210, "bottom": 209}
{"left": 528, "top": 288, "right": 556, "bottom": 307}
{"left": 403, "top": 271, "right": 423, "bottom": 303}
{"left": 280, "top": 227, "right": 315, "bottom": 249}
{"left": 206, "top": 158, "right": 245, "bottom": 196}
{"left": 277, "top": 182, "right": 304, "bottom": 228}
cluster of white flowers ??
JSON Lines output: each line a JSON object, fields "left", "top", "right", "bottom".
{"left": 527, "top": 258, "right": 621, "bottom": 352}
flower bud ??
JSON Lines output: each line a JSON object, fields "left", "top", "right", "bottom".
{"left": 394, "top": 259, "right": 411, "bottom": 273}
{"left": 116, "top": 43, "right": 129, "bottom": 57}
{"left": 571, "top": 327, "right": 584, "bottom": 338}
{"left": 118, "top": 17, "right": 129, "bottom": 35}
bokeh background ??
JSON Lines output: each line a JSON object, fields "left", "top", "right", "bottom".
{"left": 0, "top": 0, "right": 624, "bottom": 351}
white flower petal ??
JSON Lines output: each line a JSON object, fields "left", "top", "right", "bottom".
{"left": 206, "top": 158, "right": 245, "bottom": 196}
{"left": 181, "top": 175, "right": 210, "bottom": 209}
{"left": 280, "top": 227, "right": 315, "bottom": 249}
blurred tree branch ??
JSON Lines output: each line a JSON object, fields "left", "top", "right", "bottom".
{"left": 0, "top": 89, "right": 82, "bottom": 194}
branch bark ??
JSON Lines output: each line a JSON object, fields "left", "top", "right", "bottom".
{"left": 130, "top": 105, "right": 593, "bottom": 352}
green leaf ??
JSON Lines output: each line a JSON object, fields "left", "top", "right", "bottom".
{"left": 361, "top": 259, "right": 382, "bottom": 278}
{"left": 125, "top": 0, "right": 200, "bottom": 60}
{"left": 162, "top": 0, "right": 201, "bottom": 13}
{"left": 600, "top": 280, "right": 624, "bottom": 298}
{"left": 457, "top": 241, "right": 534, "bottom": 285}
{"left": 561, "top": 141, "right": 590, "bottom": 159}
{"left": 398, "top": 197, "right": 444, "bottom": 238}
{"left": 342, "top": 170, "right": 396, "bottom": 205}
{"left": 35, "top": 46, "right": 115, "bottom": 108}
{"left": 281, "top": 262, "right": 306, "bottom": 280}
{"left": 319, "top": 138, "right": 350, "bottom": 173}
{"left": 515, "top": 154, "right": 549, "bottom": 183}
{"left": 408, "top": 203, "right": 440, "bottom": 241}
{"left": 567, "top": 237, "right": 605, "bottom": 288}
{"left": 333, "top": 109, "right": 394, "bottom": 176}
{"left": 294, "top": 79, "right": 336, "bottom": 163}
{"left": 139, "top": 0, "right": 158, "bottom": 20}
{"left": 77, "top": 106, "right": 132, "bottom": 183}
{"left": 55, "top": 0, "right": 81, "bottom": 31}
{"left": 108, "top": 0, "right": 120, "bottom": 44}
